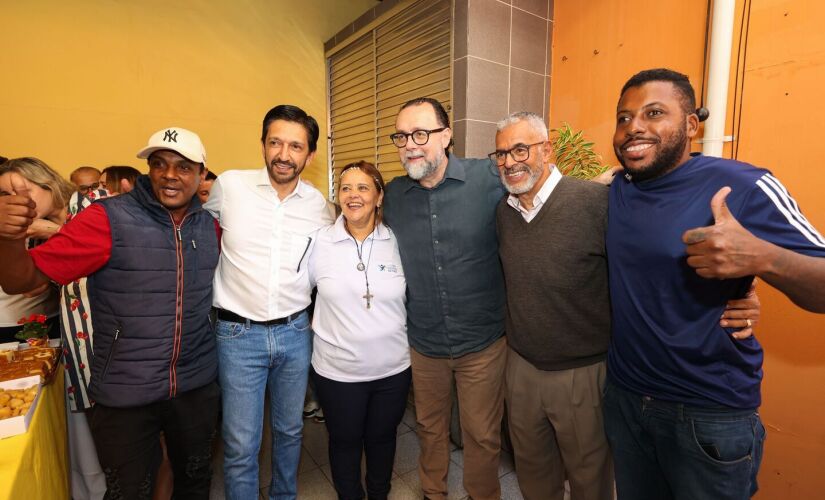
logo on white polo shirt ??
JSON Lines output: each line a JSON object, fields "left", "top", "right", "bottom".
{"left": 378, "top": 264, "right": 398, "bottom": 273}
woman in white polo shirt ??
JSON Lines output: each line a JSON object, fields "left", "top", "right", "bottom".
{"left": 308, "top": 161, "right": 410, "bottom": 500}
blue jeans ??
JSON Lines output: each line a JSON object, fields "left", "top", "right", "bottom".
{"left": 603, "top": 379, "right": 766, "bottom": 500}
{"left": 216, "top": 311, "right": 312, "bottom": 500}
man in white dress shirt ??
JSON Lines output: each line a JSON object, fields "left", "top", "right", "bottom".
{"left": 204, "top": 105, "right": 334, "bottom": 500}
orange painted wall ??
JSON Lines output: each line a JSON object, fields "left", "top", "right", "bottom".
{"left": 550, "top": 0, "right": 825, "bottom": 497}
{"left": 731, "top": 1, "right": 825, "bottom": 497}
{"left": 548, "top": 0, "right": 709, "bottom": 164}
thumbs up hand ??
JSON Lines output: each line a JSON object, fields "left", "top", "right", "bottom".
{"left": 0, "top": 172, "right": 37, "bottom": 240}
{"left": 682, "top": 187, "right": 765, "bottom": 279}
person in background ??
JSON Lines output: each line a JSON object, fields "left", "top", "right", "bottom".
{"left": 61, "top": 186, "right": 109, "bottom": 500}
{"left": 0, "top": 157, "right": 72, "bottom": 343}
{"left": 197, "top": 170, "right": 217, "bottom": 204}
{"left": 69, "top": 166, "right": 102, "bottom": 196}
{"left": 100, "top": 165, "right": 141, "bottom": 195}
{"left": 308, "top": 161, "right": 410, "bottom": 500}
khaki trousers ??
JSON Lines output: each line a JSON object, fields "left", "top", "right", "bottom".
{"left": 410, "top": 337, "right": 507, "bottom": 500}
{"left": 506, "top": 348, "right": 613, "bottom": 500}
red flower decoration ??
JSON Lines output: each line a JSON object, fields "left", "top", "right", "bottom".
{"left": 81, "top": 312, "right": 89, "bottom": 320}
{"left": 15, "top": 312, "right": 50, "bottom": 341}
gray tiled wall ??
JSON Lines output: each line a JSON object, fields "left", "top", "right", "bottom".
{"left": 453, "top": 0, "right": 554, "bottom": 158}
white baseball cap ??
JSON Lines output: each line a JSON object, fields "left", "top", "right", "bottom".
{"left": 136, "top": 127, "right": 207, "bottom": 167}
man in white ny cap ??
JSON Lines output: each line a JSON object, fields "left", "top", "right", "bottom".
{"left": 0, "top": 127, "right": 221, "bottom": 499}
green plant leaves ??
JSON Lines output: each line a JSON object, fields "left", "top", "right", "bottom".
{"left": 550, "top": 123, "right": 613, "bottom": 180}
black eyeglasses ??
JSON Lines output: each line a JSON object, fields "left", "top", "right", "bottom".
{"left": 488, "top": 142, "right": 545, "bottom": 166}
{"left": 389, "top": 127, "right": 447, "bottom": 148}
{"left": 77, "top": 182, "right": 100, "bottom": 194}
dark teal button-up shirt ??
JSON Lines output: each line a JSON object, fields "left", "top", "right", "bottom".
{"left": 383, "top": 154, "right": 506, "bottom": 358}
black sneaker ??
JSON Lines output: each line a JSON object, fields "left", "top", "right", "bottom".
{"left": 313, "top": 408, "right": 325, "bottom": 423}
{"left": 303, "top": 401, "right": 319, "bottom": 419}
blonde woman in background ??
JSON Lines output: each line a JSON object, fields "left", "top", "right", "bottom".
{"left": 0, "top": 157, "right": 72, "bottom": 343}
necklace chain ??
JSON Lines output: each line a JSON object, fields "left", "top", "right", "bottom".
{"left": 353, "top": 227, "right": 376, "bottom": 309}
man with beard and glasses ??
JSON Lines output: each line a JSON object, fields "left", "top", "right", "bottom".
{"left": 203, "top": 105, "right": 333, "bottom": 500}
{"left": 604, "top": 68, "right": 825, "bottom": 500}
{"left": 383, "top": 97, "right": 507, "bottom": 500}
{"left": 492, "top": 111, "right": 613, "bottom": 500}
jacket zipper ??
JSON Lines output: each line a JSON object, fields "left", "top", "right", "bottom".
{"left": 102, "top": 327, "right": 121, "bottom": 379}
{"left": 168, "top": 213, "right": 190, "bottom": 398}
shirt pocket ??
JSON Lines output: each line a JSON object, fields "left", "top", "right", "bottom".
{"left": 283, "top": 232, "right": 313, "bottom": 272}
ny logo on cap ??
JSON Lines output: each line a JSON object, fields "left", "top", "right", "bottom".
{"left": 163, "top": 129, "right": 179, "bottom": 143}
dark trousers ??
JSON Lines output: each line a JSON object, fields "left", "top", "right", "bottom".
{"left": 313, "top": 367, "right": 412, "bottom": 500}
{"left": 88, "top": 381, "right": 220, "bottom": 500}
{"left": 603, "top": 379, "right": 766, "bottom": 500}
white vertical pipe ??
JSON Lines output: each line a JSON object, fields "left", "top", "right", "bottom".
{"left": 702, "top": 0, "right": 737, "bottom": 157}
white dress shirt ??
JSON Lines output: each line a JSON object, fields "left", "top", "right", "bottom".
{"left": 308, "top": 216, "right": 410, "bottom": 382}
{"left": 204, "top": 168, "right": 334, "bottom": 321}
{"left": 506, "top": 165, "right": 563, "bottom": 222}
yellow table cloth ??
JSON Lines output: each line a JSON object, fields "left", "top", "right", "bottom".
{"left": 0, "top": 374, "right": 69, "bottom": 500}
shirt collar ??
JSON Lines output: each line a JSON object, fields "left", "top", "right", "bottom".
{"left": 506, "top": 164, "right": 562, "bottom": 212}
{"left": 255, "top": 166, "right": 306, "bottom": 199}
{"left": 404, "top": 153, "right": 465, "bottom": 192}
{"left": 331, "top": 214, "right": 391, "bottom": 242}
{"left": 444, "top": 154, "right": 466, "bottom": 182}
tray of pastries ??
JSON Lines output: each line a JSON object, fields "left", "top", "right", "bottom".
{"left": 0, "top": 345, "right": 61, "bottom": 384}
{"left": 0, "top": 384, "right": 38, "bottom": 420}
{"left": 0, "top": 376, "right": 42, "bottom": 437}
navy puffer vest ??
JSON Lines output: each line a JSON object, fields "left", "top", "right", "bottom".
{"left": 87, "top": 175, "right": 219, "bottom": 408}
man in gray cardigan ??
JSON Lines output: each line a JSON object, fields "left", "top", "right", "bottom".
{"left": 494, "top": 112, "right": 613, "bottom": 500}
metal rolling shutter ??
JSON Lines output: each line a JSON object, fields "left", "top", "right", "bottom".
{"left": 328, "top": 32, "right": 377, "bottom": 197}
